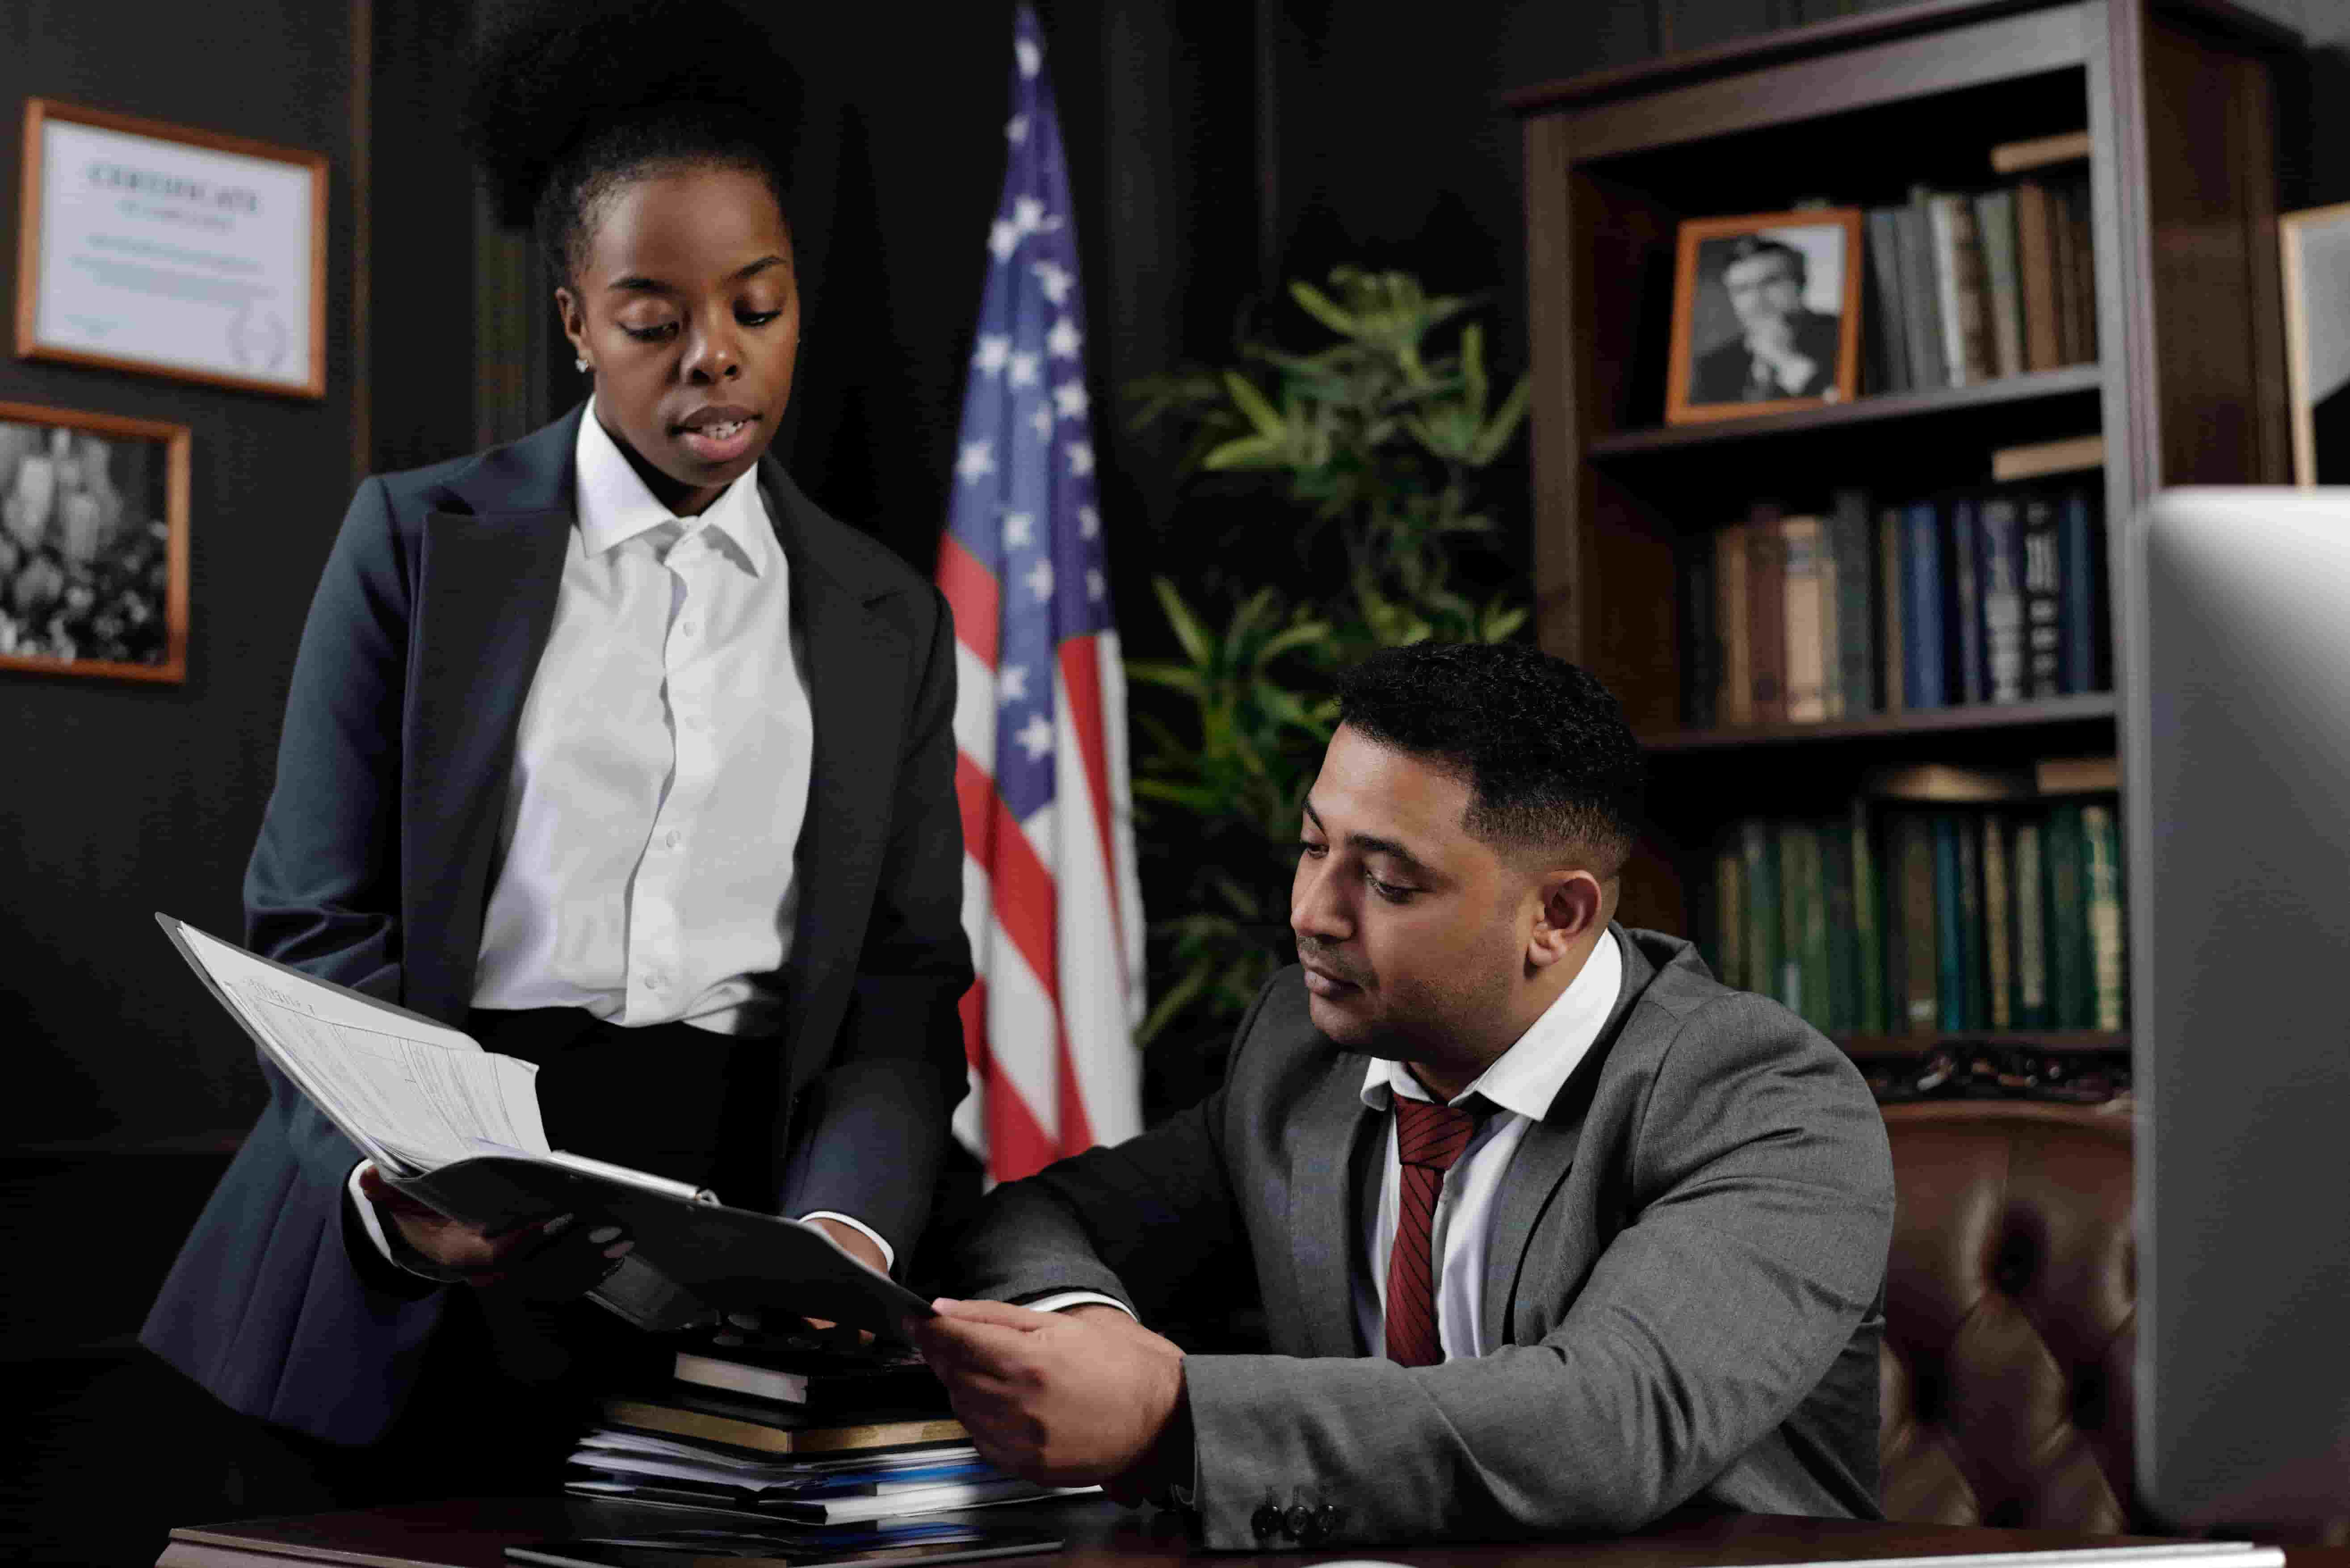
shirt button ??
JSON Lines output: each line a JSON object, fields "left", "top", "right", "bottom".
{"left": 681, "top": 620, "right": 699, "bottom": 636}
{"left": 642, "top": 973, "right": 664, "bottom": 990}
{"left": 1250, "top": 1504, "right": 1282, "bottom": 1539}
{"left": 1284, "top": 1504, "right": 1313, "bottom": 1539}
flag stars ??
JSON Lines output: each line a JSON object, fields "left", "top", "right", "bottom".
{"left": 1012, "top": 196, "right": 1055, "bottom": 237}
{"left": 1007, "top": 352, "right": 1041, "bottom": 389}
{"left": 974, "top": 335, "right": 1011, "bottom": 375}
{"left": 1087, "top": 568, "right": 1106, "bottom": 602}
{"left": 1079, "top": 506, "right": 1100, "bottom": 540}
{"left": 1015, "top": 37, "right": 1042, "bottom": 80}
{"left": 1053, "top": 382, "right": 1090, "bottom": 420}
{"left": 1030, "top": 403, "right": 1053, "bottom": 439}
{"left": 988, "top": 218, "right": 1020, "bottom": 262}
{"left": 1066, "top": 440, "right": 1095, "bottom": 477}
{"left": 1003, "top": 512, "right": 1035, "bottom": 549}
{"left": 1032, "top": 261, "right": 1073, "bottom": 305}
{"left": 1016, "top": 712, "right": 1053, "bottom": 761}
{"left": 957, "top": 441, "right": 996, "bottom": 484}
{"left": 1047, "top": 318, "right": 1082, "bottom": 359}
{"left": 1024, "top": 559, "right": 1055, "bottom": 603}
{"left": 1006, "top": 113, "right": 1029, "bottom": 145}
{"left": 998, "top": 664, "right": 1029, "bottom": 704}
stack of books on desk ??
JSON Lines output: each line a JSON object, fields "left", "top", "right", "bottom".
{"left": 572, "top": 1337, "right": 1090, "bottom": 1522}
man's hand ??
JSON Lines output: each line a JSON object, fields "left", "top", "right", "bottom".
{"left": 1744, "top": 316, "right": 1818, "bottom": 393}
{"left": 909, "top": 1298, "right": 1191, "bottom": 1496}
{"left": 355, "top": 1161, "right": 629, "bottom": 1298}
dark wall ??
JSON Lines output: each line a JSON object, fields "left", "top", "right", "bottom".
{"left": 0, "top": 0, "right": 361, "bottom": 1152}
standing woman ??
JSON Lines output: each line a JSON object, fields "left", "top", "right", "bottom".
{"left": 143, "top": 0, "right": 971, "bottom": 1498}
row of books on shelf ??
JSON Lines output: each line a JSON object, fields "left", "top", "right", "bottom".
{"left": 1682, "top": 477, "right": 2105, "bottom": 728}
{"left": 1703, "top": 764, "right": 2128, "bottom": 1039}
{"left": 564, "top": 1335, "right": 1087, "bottom": 1523}
{"left": 1862, "top": 153, "right": 2097, "bottom": 395}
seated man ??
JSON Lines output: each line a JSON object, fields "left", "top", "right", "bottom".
{"left": 911, "top": 641, "right": 1894, "bottom": 1548}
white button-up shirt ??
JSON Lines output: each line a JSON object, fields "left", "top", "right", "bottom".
{"left": 472, "top": 410, "right": 814, "bottom": 1037}
{"left": 1352, "top": 927, "right": 1624, "bottom": 1360}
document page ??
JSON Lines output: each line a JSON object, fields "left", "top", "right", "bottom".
{"left": 172, "top": 920, "right": 549, "bottom": 1174}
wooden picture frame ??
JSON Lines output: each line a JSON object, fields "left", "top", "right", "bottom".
{"left": 16, "top": 98, "right": 327, "bottom": 399}
{"left": 0, "top": 399, "right": 191, "bottom": 683}
{"left": 1666, "top": 208, "right": 1864, "bottom": 426}
{"left": 2279, "top": 201, "right": 2350, "bottom": 486}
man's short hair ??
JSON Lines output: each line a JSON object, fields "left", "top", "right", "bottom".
{"left": 1723, "top": 234, "right": 1807, "bottom": 289}
{"left": 1334, "top": 642, "right": 1645, "bottom": 876}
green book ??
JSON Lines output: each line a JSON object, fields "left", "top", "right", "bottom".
{"left": 2012, "top": 815, "right": 2050, "bottom": 1028}
{"left": 1742, "top": 819, "right": 1783, "bottom": 1011}
{"left": 2083, "top": 802, "right": 2127, "bottom": 1031}
{"left": 1933, "top": 813, "right": 1966, "bottom": 1033}
{"left": 2045, "top": 803, "right": 2090, "bottom": 1027}
{"left": 1779, "top": 822, "right": 1830, "bottom": 1025}
{"left": 1982, "top": 810, "right": 2014, "bottom": 1030}
{"left": 1957, "top": 813, "right": 1988, "bottom": 1031}
{"left": 1894, "top": 813, "right": 1939, "bottom": 1034}
{"left": 1851, "top": 800, "right": 1887, "bottom": 1034}
{"left": 1713, "top": 835, "right": 1746, "bottom": 991}
{"left": 1820, "top": 818, "right": 1859, "bottom": 1036}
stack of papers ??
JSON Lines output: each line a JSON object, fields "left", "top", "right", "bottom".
{"left": 564, "top": 1429, "right": 1094, "bottom": 1523}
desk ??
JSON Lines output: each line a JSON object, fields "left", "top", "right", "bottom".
{"left": 152, "top": 1497, "right": 2350, "bottom": 1568}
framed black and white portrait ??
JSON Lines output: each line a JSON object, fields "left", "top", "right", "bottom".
{"left": 2282, "top": 201, "right": 2350, "bottom": 485}
{"left": 1667, "top": 209, "right": 1863, "bottom": 425}
{"left": 0, "top": 400, "right": 189, "bottom": 682}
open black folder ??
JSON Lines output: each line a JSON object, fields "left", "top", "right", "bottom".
{"left": 157, "top": 912, "right": 935, "bottom": 1339}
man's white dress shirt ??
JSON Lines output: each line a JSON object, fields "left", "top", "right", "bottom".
{"left": 352, "top": 413, "right": 890, "bottom": 1272}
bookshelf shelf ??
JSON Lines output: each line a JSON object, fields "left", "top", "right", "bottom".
{"left": 1640, "top": 692, "right": 2114, "bottom": 752}
{"left": 1839, "top": 1030, "right": 2127, "bottom": 1058}
{"left": 1589, "top": 364, "right": 2102, "bottom": 457}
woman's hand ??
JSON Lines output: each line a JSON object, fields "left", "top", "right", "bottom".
{"left": 356, "top": 1161, "right": 633, "bottom": 1298}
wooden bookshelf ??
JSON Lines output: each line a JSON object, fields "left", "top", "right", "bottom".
{"left": 1839, "top": 1030, "right": 2127, "bottom": 1058}
{"left": 1512, "top": 0, "right": 2287, "bottom": 1059}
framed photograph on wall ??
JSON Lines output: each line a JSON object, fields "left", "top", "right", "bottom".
{"left": 1666, "top": 209, "right": 1864, "bottom": 425}
{"left": 16, "top": 98, "right": 326, "bottom": 399}
{"left": 2281, "top": 201, "right": 2350, "bottom": 486}
{"left": 0, "top": 400, "right": 191, "bottom": 682}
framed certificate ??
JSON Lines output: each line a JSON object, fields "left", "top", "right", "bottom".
{"left": 16, "top": 98, "right": 327, "bottom": 399}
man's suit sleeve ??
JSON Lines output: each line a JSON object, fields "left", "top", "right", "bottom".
{"left": 946, "top": 978, "right": 1273, "bottom": 1315}
{"left": 774, "top": 583, "right": 975, "bottom": 1262}
{"left": 143, "top": 476, "right": 451, "bottom": 1446}
{"left": 1179, "top": 994, "right": 1893, "bottom": 1547}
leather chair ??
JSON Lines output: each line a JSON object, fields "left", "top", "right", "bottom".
{"left": 1878, "top": 1100, "right": 2138, "bottom": 1531}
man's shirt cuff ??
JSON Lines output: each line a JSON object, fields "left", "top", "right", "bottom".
{"left": 1023, "top": 1290, "right": 1135, "bottom": 1318}
{"left": 799, "top": 1211, "right": 895, "bottom": 1274}
{"left": 345, "top": 1160, "right": 446, "bottom": 1283}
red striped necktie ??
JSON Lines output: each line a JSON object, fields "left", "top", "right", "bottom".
{"left": 1382, "top": 1095, "right": 1484, "bottom": 1368}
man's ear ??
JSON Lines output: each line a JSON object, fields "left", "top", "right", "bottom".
{"left": 555, "top": 286, "right": 589, "bottom": 366}
{"left": 1528, "top": 868, "right": 1606, "bottom": 970}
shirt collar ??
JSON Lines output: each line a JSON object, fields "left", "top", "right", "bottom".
{"left": 1358, "top": 927, "right": 1625, "bottom": 1119}
{"left": 572, "top": 407, "right": 771, "bottom": 577}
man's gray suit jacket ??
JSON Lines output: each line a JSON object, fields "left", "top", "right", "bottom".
{"left": 952, "top": 926, "right": 1895, "bottom": 1548}
{"left": 140, "top": 406, "right": 973, "bottom": 1446}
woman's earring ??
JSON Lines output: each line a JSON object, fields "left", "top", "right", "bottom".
{"left": 575, "top": 357, "right": 591, "bottom": 373}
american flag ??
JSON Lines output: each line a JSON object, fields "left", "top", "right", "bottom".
{"left": 936, "top": 4, "right": 1145, "bottom": 1183}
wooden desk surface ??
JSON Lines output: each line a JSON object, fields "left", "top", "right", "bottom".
{"left": 151, "top": 1496, "right": 2350, "bottom": 1568}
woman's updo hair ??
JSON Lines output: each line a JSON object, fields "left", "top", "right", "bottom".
{"left": 459, "top": 0, "right": 802, "bottom": 286}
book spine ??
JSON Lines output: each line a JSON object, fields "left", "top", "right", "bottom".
{"left": 1933, "top": 813, "right": 1966, "bottom": 1032}
{"left": 1958, "top": 813, "right": 1987, "bottom": 1031}
{"left": 1974, "top": 189, "right": 2026, "bottom": 379}
{"left": 1717, "top": 523, "right": 1752, "bottom": 725}
{"left": 2013, "top": 815, "right": 2050, "bottom": 1028}
{"left": 1926, "top": 194, "right": 1972, "bottom": 388}
{"left": 1781, "top": 516, "right": 1828, "bottom": 723}
{"left": 1683, "top": 543, "right": 1717, "bottom": 727}
{"left": 2083, "top": 801, "right": 2127, "bottom": 1030}
{"left": 1748, "top": 504, "right": 1789, "bottom": 724}
{"left": 1742, "top": 819, "right": 1782, "bottom": 1010}
{"left": 1831, "top": 488, "right": 1875, "bottom": 715}
{"left": 1779, "top": 823, "right": 1826, "bottom": 1024}
{"left": 1897, "top": 813, "right": 1939, "bottom": 1034}
{"left": 2046, "top": 803, "right": 2090, "bottom": 1027}
{"left": 1714, "top": 835, "right": 1746, "bottom": 989}
{"left": 1865, "top": 207, "right": 1913, "bottom": 393}
{"left": 1878, "top": 505, "right": 1906, "bottom": 715}
{"left": 1815, "top": 516, "right": 1843, "bottom": 719}
{"left": 2068, "top": 172, "right": 2099, "bottom": 362}
{"left": 1901, "top": 501, "right": 1945, "bottom": 708}
{"left": 1983, "top": 809, "right": 2013, "bottom": 1029}
{"left": 1950, "top": 494, "right": 1985, "bottom": 704}
{"left": 1899, "top": 194, "right": 1949, "bottom": 391}
{"left": 1946, "top": 195, "right": 1996, "bottom": 384}
{"left": 2022, "top": 489, "right": 2063, "bottom": 698}
{"left": 1851, "top": 801, "right": 1886, "bottom": 1034}
{"left": 1978, "top": 491, "right": 2027, "bottom": 704}
{"left": 1821, "top": 817, "right": 1859, "bottom": 1036}
{"left": 1798, "top": 823, "right": 1833, "bottom": 1031}
{"left": 2058, "top": 484, "right": 2103, "bottom": 693}
{"left": 2014, "top": 179, "right": 2062, "bottom": 373}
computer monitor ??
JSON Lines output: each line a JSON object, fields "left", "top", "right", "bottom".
{"left": 2126, "top": 487, "right": 2350, "bottom": 1529}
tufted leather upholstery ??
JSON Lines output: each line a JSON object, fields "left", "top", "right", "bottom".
{"left": 1878, "top": 1101, "right": 2139, "bottom": 1532}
